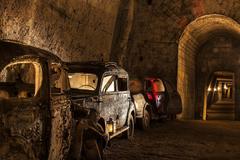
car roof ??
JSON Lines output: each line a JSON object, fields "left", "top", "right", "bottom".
{"left": 0, "top": 39, "right": 63, "bottom": 64}
{"left": 67, "top": 61, "right": 128, "bottom": 76}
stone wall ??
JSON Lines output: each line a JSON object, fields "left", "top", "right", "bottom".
{"left": 126, "top": 0, "right": 240, "bottom": 80}
{"left": 125, "top": 0, "right": 240, "bottom": 119}
{"left": 2, "top": 0, "right": 240, "bottom": 119}
{"left": 0, "top": 0, "right": 121, "bottom": 62}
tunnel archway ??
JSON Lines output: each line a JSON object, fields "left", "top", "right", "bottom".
{"left": 177, "top": 14, "right": 240, "bottom": 119}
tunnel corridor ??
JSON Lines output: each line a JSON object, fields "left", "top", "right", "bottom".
{"left": 207, "top": 101, "right": 235, "bottom": 120}
{"left": 178, "top": 14, "right": 240, "bottom": 120}
{"left": 2, "top": 1, "right": 240, "bottom": 159}
{"left": 206, "top": 72, "right": 235, "bottom": 120}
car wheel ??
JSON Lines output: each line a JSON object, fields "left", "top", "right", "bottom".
{"left": 123, "top": 114, "right": 134, "bottom": 140}
{"left": 139, "top": 108, "right": 151, "bottom": 130}
{"left": 82, "top": 139, "right": 103, "bottom": 160}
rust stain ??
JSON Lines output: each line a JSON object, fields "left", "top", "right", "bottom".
{"left": 192, "top": 0, "right": 205, "bottom": 18}
{"left": 177, "top": 16, "right": 190, "bottom": 29}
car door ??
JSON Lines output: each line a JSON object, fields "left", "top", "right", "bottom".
{"left": 47, "top": 62, "right": 73, "bottom": 160}
{"left": 100, "top": 74, "right": 119, "bottom": 129}
{"left": 0, "top": 60, "right": 50, "bottom": 160}
{"left": 116, "top": 75, "right": 130, "bottom": 127}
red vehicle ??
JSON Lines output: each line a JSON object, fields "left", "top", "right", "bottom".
{"left": 144, "top": 78, "right": 168, "bottom": 116}
{"left": 131, "top": 77, "right": 182, "bottom": 129}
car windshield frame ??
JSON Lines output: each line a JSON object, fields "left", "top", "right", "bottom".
{"left": 68, "top": 71, "right": 100, "bottom": 93}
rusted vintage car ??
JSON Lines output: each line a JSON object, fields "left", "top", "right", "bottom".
{"left": 130, "top": 78, "right": 182, "bottom": 129}
{"left": 0, "top": 40, "right": 107, "bottom": 160}
{"left": 67, "top": 62, "right": 136, "bottom": 141}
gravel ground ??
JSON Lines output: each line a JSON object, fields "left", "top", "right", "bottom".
{"left": 104, "top": 120, "right": 240, "bottom": 160}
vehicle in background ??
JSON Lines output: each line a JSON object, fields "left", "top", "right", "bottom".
{"left": 0, "top": 40, "right": 106, "bottom": 160}
{"left": 67, "top": 62, "right": 136, "bottom": 141}
{"left": 130, "top": 77, "right": 182, "bottom": 130}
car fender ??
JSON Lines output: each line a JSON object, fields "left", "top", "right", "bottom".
{"left": 132, "top": 93, "right": 150, "bottom": 119}
{"left": 125, "top": 100, "right": 136, "bottom": 125}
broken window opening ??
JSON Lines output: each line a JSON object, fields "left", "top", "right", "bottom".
{"left": 118, "top": 77, "right": 128, "bottom": 91}
{"left": 101, "top": 75, "right": 116, "bottom": 93}
{"left": 0, "top": 61, "right": 42, "bottom": 99}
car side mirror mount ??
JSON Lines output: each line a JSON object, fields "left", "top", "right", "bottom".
{"left": 93, "top": 96, "right": 103, "bottom": 103}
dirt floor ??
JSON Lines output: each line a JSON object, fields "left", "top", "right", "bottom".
{"left": 105, "top": 120, "right": 240, "bottom": 160}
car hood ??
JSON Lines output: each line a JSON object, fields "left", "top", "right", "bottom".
{"left": 69, "top": 88, "right": 97, "bottom": 99}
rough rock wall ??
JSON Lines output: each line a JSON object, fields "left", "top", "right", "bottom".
{"left": 125, "top": 0, "right": 240, "bottom": 119}
{"left": 126, "top": 0, "right": 240, "bottom": 85}
{"left": 2, "top": 0, "right": 240, "bottom": 119}
{"left": 0, "top": 0, "right": 120, "bottom": 62}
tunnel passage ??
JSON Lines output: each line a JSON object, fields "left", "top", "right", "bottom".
{"left": 205, "top": 71, "right": 235, "bottom": 120}
{"left": 177, "top": 14, "right": 240, "bottom": 120}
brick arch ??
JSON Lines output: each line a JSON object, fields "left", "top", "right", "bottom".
{"left": 177, "top": 14, "right": 240, "bottom": 119}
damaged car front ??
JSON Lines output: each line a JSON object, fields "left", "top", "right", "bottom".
{"left": 67, "top": 65, "right": 108, "bottom": 159}
{"left": 0, "top": 40, "right": 107, "bottom": 160}
{"left": 67, "top": 62, "right": 136, "bottom": 141}
{"left": 0, "top": 55, "right": 63, "bottom": 160}
{"left": 69, "top": 91, "right": 108, "bottom": 160}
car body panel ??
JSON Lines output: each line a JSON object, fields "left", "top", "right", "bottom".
{"left": 130, "top": 78, "right": 182, "bottom": 121}
{"left": 0, "top": 56, "right": 51, "bottom": 160}
{"left": 0, "top": 41, "right": 108, "bottom": 160}
{"left": 67, "top": 62, "right": 135, "bottom": 139}
{"left": 48, "top": 94, "right": 72, "bottom": 160}
{"left": 132, "top": 93, "right": 148, "bottom": 118}
{"left": 0, "top": 98, "right": 48, "bottom": 160}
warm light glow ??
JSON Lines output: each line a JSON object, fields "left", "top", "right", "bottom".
{"left": 224, "top": 84, "right": 228, "bottom": 90}
{"left": 107, "top": 123, "right": 113, "bottom": 133}
{"left": 68, "top": 73, "right": 98, "bottom": 90}
{"left": 217, "top": 86, "right": 221, "bottom": 91}
{"left": 208, "top": 87, "right": 211, "bottom": 92}
{"left": 214, "top": 88, "right": 217, "bottom": 92}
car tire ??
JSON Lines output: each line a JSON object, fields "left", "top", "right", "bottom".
{"left": 139, "top": 108, "right": 151, "bottom": 130}
{"left": 82, "top": 139, "right": 103, "bottom": 160}
{"left": 123, "top": 114, "right": 134, "bottom": 140}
